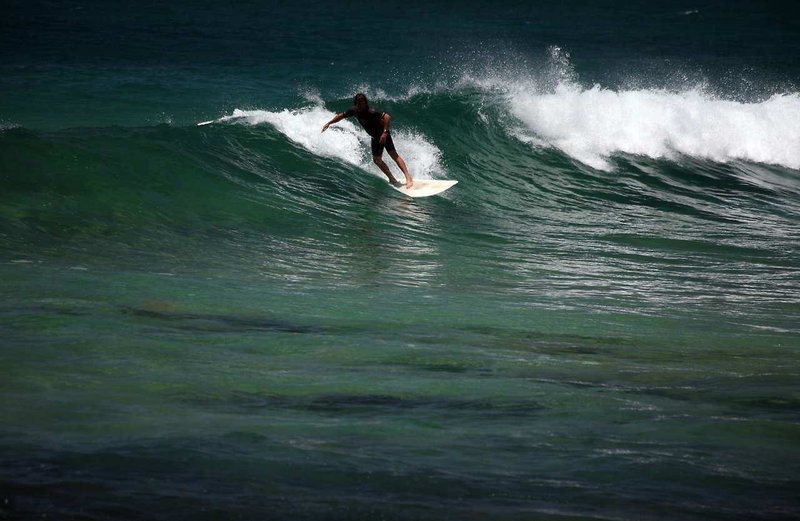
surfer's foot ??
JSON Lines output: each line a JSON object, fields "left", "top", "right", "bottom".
{"left": 405, "top": 178, "right": 414, "bottom": 189}
{"left": 390, "top": 179, "right": 404, "bottom": 188}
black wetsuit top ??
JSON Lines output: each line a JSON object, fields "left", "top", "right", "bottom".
{"left": 343, "top": 106, "right": 387, "bottom": 138}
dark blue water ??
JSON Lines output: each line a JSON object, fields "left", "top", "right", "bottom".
{"left": 2, "top": 1, "right": 799, "bottom": 519}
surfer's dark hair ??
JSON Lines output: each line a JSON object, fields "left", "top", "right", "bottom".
{"left": 354, "top": 92, "right": 368, "bottom": 106}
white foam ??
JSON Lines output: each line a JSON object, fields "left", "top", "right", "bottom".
{"left": 507, "top": 83, "right": 800, "bottom": 171}
{"left": 207, "top": 107, "right": 443, "bottom": 179}
{"left": 230, "top": 107, "right": 366, "bottom": 166}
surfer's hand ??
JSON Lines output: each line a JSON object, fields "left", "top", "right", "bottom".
{"left": 322, "top": 123, "right": 331, "bottom": 133}
{"left": 380, "top": 132, "right": 387, "bottom": 144}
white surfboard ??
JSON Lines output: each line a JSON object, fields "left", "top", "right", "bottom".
{"left": 391, "top": 179, "right": 458, "bottom": 198}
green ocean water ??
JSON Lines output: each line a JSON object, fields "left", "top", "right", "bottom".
{"left": 2, "top": 1, "right": 800, "bottom": 519}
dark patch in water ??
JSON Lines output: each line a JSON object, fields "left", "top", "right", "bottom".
{"left": 305, "top": 394, "right": 543, "bottom": 416}
{"left": 546, "top": 345, "right": 602, "bottom": 355}
{"left": 122, "top": 306, "right": 321, "bottom": 334}
{"left": 421, "top": 364, "right": 471, "bottom": 373}
{"left": 305, "top": 394, "right": 412, "bottom": 411}
{"left": 187, "top": 392, "right": 543, "bottom": 418}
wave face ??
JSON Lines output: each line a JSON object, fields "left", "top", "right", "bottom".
{"left": 211, "top": 88, "right": 800, "bottom": 175}
{"left": 2, "top": 3, "right": 800, "bottom": 520}
{"left": 3, "top": 77, "right": 799, "bottom": 317}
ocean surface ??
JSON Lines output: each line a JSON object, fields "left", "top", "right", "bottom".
{"left": 2, "top": 1, "right": 799, "bottom": 519}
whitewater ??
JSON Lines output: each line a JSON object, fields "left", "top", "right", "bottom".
{"left": 205, "top": 73, "right": 800, "bottom": 177}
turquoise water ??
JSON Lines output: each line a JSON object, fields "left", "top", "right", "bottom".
{"left": 2, "top": 1, "right": 800, "bottom": 519}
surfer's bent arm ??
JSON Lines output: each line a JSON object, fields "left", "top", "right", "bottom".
{"left": 321, "top": 112, "right": 348, "bottom": 132}
{"left": 379, "top": 113, "right": 390, "bottom": 143}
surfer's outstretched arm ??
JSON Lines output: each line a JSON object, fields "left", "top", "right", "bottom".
{"left": 321, "top": 113, "right": 348, "bottom": 132}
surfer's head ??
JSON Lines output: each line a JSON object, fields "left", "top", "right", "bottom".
{"left": 354, "top": 92, "right": 368, "bottom": 111}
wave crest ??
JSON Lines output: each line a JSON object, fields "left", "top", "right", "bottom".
{"left": 509, "top": 85, "right": 800, "bottom": 171}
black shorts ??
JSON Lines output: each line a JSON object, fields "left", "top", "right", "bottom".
{"left": 371, "top": 132, "right": 396, "bottom": 157}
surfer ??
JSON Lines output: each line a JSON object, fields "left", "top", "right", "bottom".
{"left": 321, "top": 93, "right": 414, "bottom": 188}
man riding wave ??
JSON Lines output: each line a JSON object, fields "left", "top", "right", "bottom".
{"left": 322, "top": 93, "right": 414, "bottom": 188}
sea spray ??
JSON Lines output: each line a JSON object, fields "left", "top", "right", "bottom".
{"left": 447, "top": 47, "right": 800, "bottom": 171}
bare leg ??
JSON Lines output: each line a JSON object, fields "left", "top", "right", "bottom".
{"left": 389, "top": 151, "right": 413, "bottom": 188}
{"left": 373, "top": 156, "right": 399, "bottom": 184}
